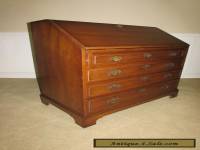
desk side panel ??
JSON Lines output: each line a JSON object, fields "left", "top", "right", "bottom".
{"left": 28, "top": 21, "right": 84, "bottom": 115}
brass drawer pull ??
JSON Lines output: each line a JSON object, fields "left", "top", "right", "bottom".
{"left": 169, "top": 52, "right": 177, "bottom": 56}
{"left": 164, "top": 73, "right": 173, "bottom": 78}
{"left": 140, "top": 76, "right": 149, "bottom": 81}
{"left": 161, "top": 85, "right": 169, "bottom": 89}
{"left": 108, "top": 83, "right": 121, "bottom": 90}
{"left": 144, "top": 53, "right": 152, "bottom": 59}
{"left": 142, "top": 64, "right": 151, "bottom": 69}
{"left": 111, "top": 56, "right": 122, "bottom": 62}
{"left": 138, "top": 88, "right": 146, "bottom": 93}
{"left": 107, "top": 97, "right": 120, "bottom": 105}
{"left": 165, "top": 63, "right": 175, "bottom": 68}
{"left": 108, "top": 69, "right": 122, "bottom": 76}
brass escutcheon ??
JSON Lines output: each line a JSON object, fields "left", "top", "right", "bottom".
{"left": 165, "top": 63, "right": 175, "bottom": 68}
{"left": 169, "top": 52, "right": 177, "bottom": 56}
{"left": 144, "top": 53, "right": 152, "bottom": 59}
{"left": 161, "top": 85, "right": 169, "bottom": 89}
{"left": 142, "top": 64, "right": 151, "bottom": 69}
{"left": 107, "top": 97, "right": 120, "bottom": 105}
{"left": 138, "top": 88, "right": 146, "bottom": 93}
{"left": 164, "top": 73, "right": 172, "bottom": 78}
{"left": 111, "top": 56, "right": 122, "bottom": 62}
{"left": 108, "top": 69, "right": 122, "bottom": 76}
{"left": 108, "top": 83, "right": 121, "bottom": 90}
{"left": 140, "top": 76, "right": 149, "bottom": 81}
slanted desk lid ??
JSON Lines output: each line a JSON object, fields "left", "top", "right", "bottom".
{"left": 51, "top": 20, "right": 189, "bottom": 49}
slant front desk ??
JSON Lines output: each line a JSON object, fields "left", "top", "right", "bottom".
{"left": 28, "top": 20, "right": 189, "bottom": 127}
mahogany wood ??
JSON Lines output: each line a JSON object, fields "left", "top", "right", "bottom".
{"left": 88, "top": 71, "right": 181, "bottom": 97}
{"left": 89, "top": 49, "right": 184, "bottom": 68}
{"left": 88, "top": 60, "right": 182, "bottom": 82}
{"left": 28, "top": 20, "right": 189, "bottom": 127}
{"left": 89, "top": 79, "right": 179, "bottom": 114}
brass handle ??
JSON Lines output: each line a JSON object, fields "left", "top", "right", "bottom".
{"left": 140, "top": 76, "right": 149, "bottom": 81}
{"left": 142, "top": 64, "right": 151, "bottom": 69}
{"left": 144, "top": 53, "right": 152, "bottom": 59}
{"left": 161, "top": 85, "right": 169, "bottom": 89}
{"left": 111, "top": 56, "right": 122, "bottom": 62}
{"left": 138, "top": 88, "right": 146, "bottom": 93}
{"left": 108, "top": 83, "right": 121, "bottom": 90}
{"left": 169, "top": 52, "right": 177, "bottom": 56}
{"left": 108, "top": 69, "right": 122, "bottom": 76}
{"left": 165, "top": 63, "right": 175, "bottom": 68}
{"left": 164, "top": 73, "right": 172, "bottom": 78}
{"left": 107, "top": 97, "right": 120, "bottom": 105}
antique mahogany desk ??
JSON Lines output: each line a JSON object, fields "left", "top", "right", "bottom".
{"left": 28, "top": 20, "right": 189, "bottom": 127}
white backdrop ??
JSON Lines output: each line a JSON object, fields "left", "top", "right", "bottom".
{"left": 0, "top": 32, "right": 199, "bottom": 78}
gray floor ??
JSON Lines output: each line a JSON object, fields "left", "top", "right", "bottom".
{"left": 0, "top": 79, "right": 199, "bottom": 150}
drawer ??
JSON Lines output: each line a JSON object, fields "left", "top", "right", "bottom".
{"left": 88, "top": 80, "right": 179, "bottom": 114}
{"left": 88, "top": 60, "right": 182, "bottom": 82}
{"left": 89, "top": 49, "right": 184, "bottom": 68}
{"left": 88, "top": 70, "right": 181, "bottom": 97}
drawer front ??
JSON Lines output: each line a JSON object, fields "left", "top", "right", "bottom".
{"left": 89, "top": 49, "right": 184, "bottom": 68}
{"left": 88, "top": 60, "right": 182, "bottom": 82}
{"left": 88, "top": 80, "right": 179, "bottom": 114}
{"left": 88, "top": 70, "right": 181, "bottom": 97}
